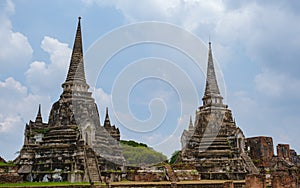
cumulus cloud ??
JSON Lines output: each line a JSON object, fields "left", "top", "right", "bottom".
{"left": 26, "top": 36, "right": 71, "bottom": 95}
{"left": 0, "top": 114, "right": 24, "bottom": 160}
{"left": 83, "top": 0, "right": 224, "bottom": 32}
{"left": 0, "top": 77, "right": 51, "bottom": 160}
{"left": 216, "top": 2, "right": 300, "bottom": 75}
{"left": 0, "top": 77, "right": 51, "bottom": 126}
{"left": 255, "top": 70, "right": 300, "bottom": 98}
{"left": 0, "top": 78, "right": 28, "bottom": 118}
{"left": 0, "top": 19, "right": 64, "bottom": 159}
{"left": 0, "top": 114, "right": 22, "bottom": 133}
{"left": 84, "top": 0, "right": 300, "bottom": 74}
{"left": 93, "top": 87, "right": 113, "bottom": 119}
{"left": 0, "top": 77, "right": 27, "bottom": 98}
{"left": 0, "top": 0, "right": 33, "bottom": 77}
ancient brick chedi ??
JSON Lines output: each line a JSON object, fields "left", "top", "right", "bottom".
{"left": 179, "top": 42, "right": 258, "bottom": 180}
{"left": 15, "top": 18, "right": 125, "bottom": 182}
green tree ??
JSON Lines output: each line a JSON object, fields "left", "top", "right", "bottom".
{"left": 169, "top": 150, "right": 180, "bottom": 164}
{"left": 121, "top": 140, "right": 167, "bottom": 166}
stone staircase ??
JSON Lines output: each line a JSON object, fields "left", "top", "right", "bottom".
{"left": 84, "top": 147, "right": 101, "bottom": 183}
{"left": 164, "top": 164, "right": 178, "bottom": 182}
{"left": 241, "top": 153, "right": 259, "bottom": 174}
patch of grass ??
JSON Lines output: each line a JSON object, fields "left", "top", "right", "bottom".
{"left": 33, "top": 128, "right": 49, "bottom": 134}
{"left": 0, "top": 161, "right": 15, "bottom": 167}
{"left": 0, "top": 181, "right": 91, "bottom": 187}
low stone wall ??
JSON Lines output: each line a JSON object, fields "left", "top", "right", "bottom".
{"left": 109, "top": 181, "right": 245, "bottom": 188}
{"left": 174, "top": 170, "right": 199, "bottom": 181}
{"left": 0, "top": 173, "right": 22, "bottom": 183}
{"left": 127, "top": 171, "right": 166, "bottom": 182}
{"left": 0, "top": 186, "right": 92, "bottom": 188}
{"left": 0, "top": 166, "right": 22, "bottom": 183}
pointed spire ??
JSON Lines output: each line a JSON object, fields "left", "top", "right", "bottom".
{"left": 65, "top": 17, "right": 87, "bottom": 84}
{"left": 188, "top": 115, "right": 193, "bottom": 131}
{"left": 35, "top": 104, "right": 43, "bottom": 123}
{"left": 202, "top": 42, "right": 223, "bottom": 106}
{"left": 62, "top": 17, "right": 90, "bottom": 94}
{"left": 204, "top": 42, "right": 221, "bottom": 96}
{"left": 104, "top": 107, "right": 111, "bottom": 127}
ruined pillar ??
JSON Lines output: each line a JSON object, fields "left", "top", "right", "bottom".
{"left": 246, "top": 136, "right": 274, "bottom": 167}
{"left": 277, "top": 144, "right": 291, "bottom": 161}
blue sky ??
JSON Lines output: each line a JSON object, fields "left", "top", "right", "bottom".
{"left": 1, "top": 0, "right": 300, "bottom": 160}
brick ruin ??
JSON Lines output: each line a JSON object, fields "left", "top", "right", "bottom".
{"left": 246, "top": 137, "right": 300, "bottom": 170}
{"left": 0, "top": 158, "right": 22, "bottom": 183}
{"left": 178, "top": 42, "right": 258, "bottom": 180}
{"left": 245, "top": 136, "right": 300, "bottom": 187}
{"left": 177, "top": 41, "right": 300, "bottom": 185}
{"left": 14, "top": 17, "right": 125, "bottom": 183}
{"left": 176, "top": 42, "right": 300, "bottom": 186}
{"left": 246, "top": 136, "right": 274, "bottom": 168}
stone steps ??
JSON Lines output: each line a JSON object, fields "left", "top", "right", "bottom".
{"left": 240, "top": 153, "right": 259, "bottom": 174}
{"left": 43, "top": 134, "right": 77, "bottom": 138}
{"left": 164, "top": 164, "right": 178, "bottom": 182}
{"left": 84, "top": 147, "right": 101, "bottom": 183}
{"left": 196, "top": 150, "right": 232, "bottom": 158}
{"left": 195, "top": 143, "right": 230, "bottom": 149}
{"left": 41, "top": 140, "right": 77, "bottom": 144}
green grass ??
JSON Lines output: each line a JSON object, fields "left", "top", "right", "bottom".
{"left": 0, "top": 181, "right": 92, "bottom": 187}
{"left": 0, "top": 162, "right": 15, "bottom": 167}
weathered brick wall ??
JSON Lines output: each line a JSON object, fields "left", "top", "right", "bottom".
{"left": 127, "top": 172, "right": 165, "bottom": 182}
{"left": 245, "top": 174, "right": 265, "bottom": 188}
{"left": 272, "top": 175, "right": 297, "bottom": 188}
{"left": 0, "top": 165, "right": 22, "bottom": 183}
{"left": 0, "top": 173, "right": 22, "bottom": 183}
{"left": 246, "top": 136, "right": 274, "bottom": 167}
{"left": 290, "top": 149, "right": 300, "bottom": 165}
{"left": 277, "top": 144, "right": 291, "bottom": 160}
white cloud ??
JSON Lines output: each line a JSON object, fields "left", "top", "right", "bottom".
{"left": 255, "top": 70, "right": 300, "bottom": 98}
{"left": 4, "top": 0, "right": 15, "bottom": 14}
{"left": 0, "top": 77, "right": 51, "bottom": 160}
{"left": 0, "top": 77, "right": 51, "bottom": 125}
{"left": 26, "top": 36, "right": 71, "bottom": 95}
{"left": 153, "top": 135, "right": 181, "bottom": 158}
{"left": 0, "top": 0, "right": 33, "bottom": 75}
{"left": 0, "top": 77, "right": 28, "bottom": 115}
{"left": 86, "top": 0, "right": 300, "bottom": 74}
{"left": 92, "top": 87, "right": 114, "bottom": 121}
{"left": 0, "top": 113, "right": 24, "bottom": 161}
{"left": 215, "top": 2, "right": 300, "bottom": 74}
{"left": 0, "top": 115, "right": 22, "bottom": 133}
{"left": 0, "top": 77, "right": 27, "bottom": 96}
{"left": 41, "top": 36, "right": 71, "bottom": 67}
{"left": 84, "top": 0, "right": 225, "bottom": 32}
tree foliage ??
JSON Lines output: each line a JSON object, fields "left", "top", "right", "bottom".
{"left": 169, "top": 150, "right": 180, "bottom": 164}
{"left": 120, "top": 140, "right": 167, "bottom": 166}
{"left": 120, "top": 140, "right": 148, "bottom": 148}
